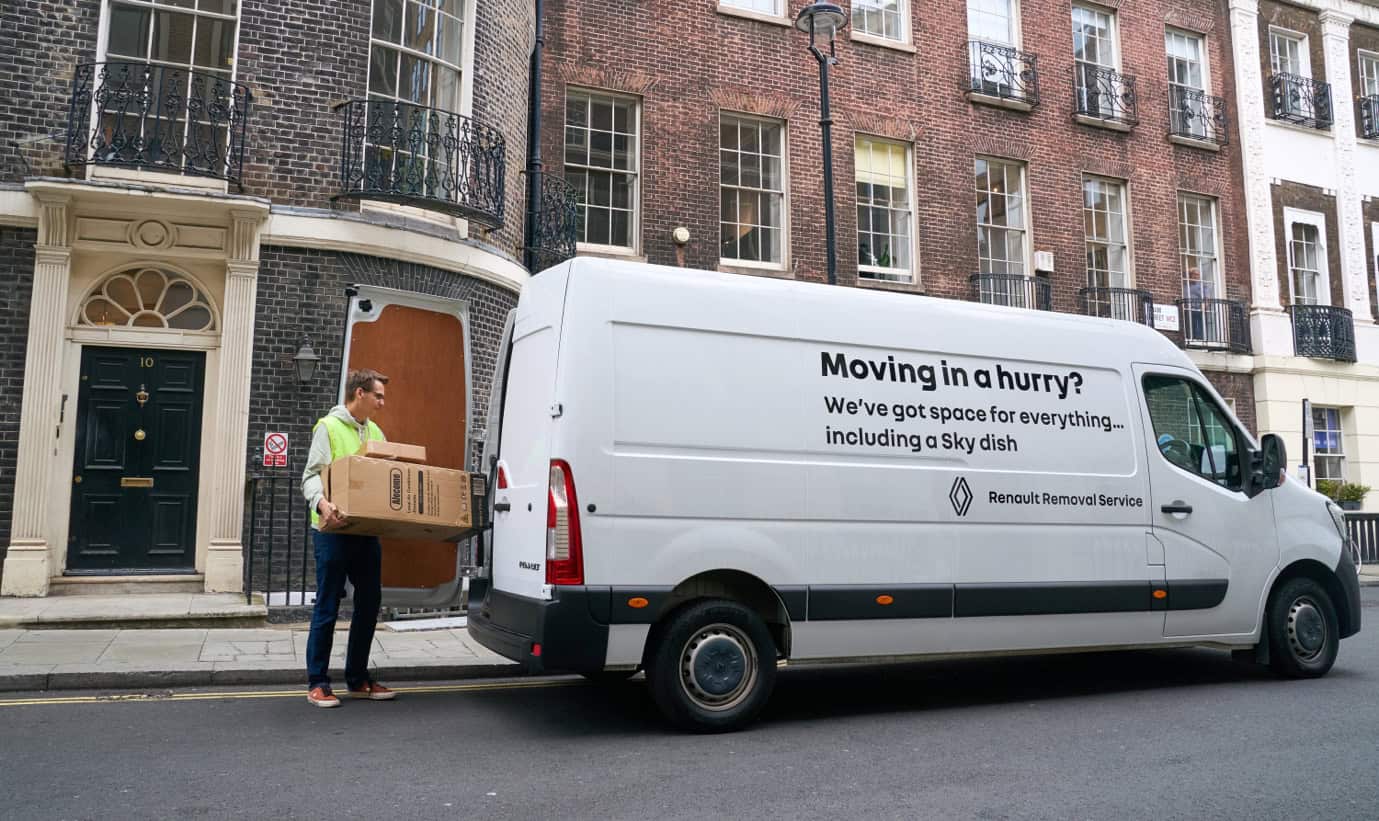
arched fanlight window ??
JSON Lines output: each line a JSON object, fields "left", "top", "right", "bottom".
{"left": 79, "top": 267, "right": 217, "bottom": 332}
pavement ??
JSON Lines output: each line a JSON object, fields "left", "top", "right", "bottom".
{"left": 0, "top": 593, "right": 521, "bottom": 692}
{"left": 0, "top": 564, "right": 1374, "bottom": 694}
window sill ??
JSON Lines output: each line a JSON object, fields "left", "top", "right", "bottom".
{"left": 857, "top": 274, "right": 922, "bottom": 294}
{"left": 88, "top": 165, "right": 230, "bottom": 194}
{"left": 1266, "top": 118, "right": 1335, "bottom": 139}
{"left": 1074, "top": 114, "right": 1134, "bottom": 133}
{"left": 1168, "top": 134, "right": 1222, "bottom": 152}
{"left": 850, "top": 31, "right": 916, "bottom": 54}
{"left": 718, "top": 261, "right": 792, "bottom": 279}
{"left": 966, "top": 92, "right": 1034, "bottom": 113}
{"left": 715, "top": 5, "right": 791, "bottom": 27}
{"left": 574, "top": 244, "right": 644, "bottom": 262}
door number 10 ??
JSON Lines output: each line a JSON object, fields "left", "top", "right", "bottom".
{"left": 139, "top": 356, "right": 155, "bottom": 368}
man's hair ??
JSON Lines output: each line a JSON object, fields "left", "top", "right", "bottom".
{"left": 346, "top": 368, "right": 389, "bottom": 400}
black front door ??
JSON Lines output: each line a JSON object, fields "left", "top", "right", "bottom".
{"left": 68, "top": 347, "right": 205, "bottom": 572}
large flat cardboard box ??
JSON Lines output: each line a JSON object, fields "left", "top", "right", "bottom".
{"left": 362, "top": 440, "right": 428, "bottom": 463}
{"left": 323, "top": 455, "right": 472, "bottom": 541}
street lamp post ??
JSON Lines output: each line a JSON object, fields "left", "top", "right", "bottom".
{"left": 795, "top": 2, "right": 847, "bottom": 287}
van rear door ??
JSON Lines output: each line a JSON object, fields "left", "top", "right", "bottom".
{"left": 487, "top": 279, "right": 566, "bottom": 602}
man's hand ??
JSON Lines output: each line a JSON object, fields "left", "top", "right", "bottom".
{"left": 317, "top": 499, "right": 347, "bottom": 529}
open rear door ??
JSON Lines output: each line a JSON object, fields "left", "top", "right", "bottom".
{"left": 344, "top": 290, "right": 470, "bottom": 609}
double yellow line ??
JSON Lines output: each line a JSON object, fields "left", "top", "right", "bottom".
{"left": 0, "top": 678, "right": 580, "bottom": 708}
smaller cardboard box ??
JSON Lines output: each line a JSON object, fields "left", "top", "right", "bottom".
{"left": 362, "top": 440, "right": 428, "bottom": 464}
{"left": 323, "top": 455, "right": 472, "bottom": 541}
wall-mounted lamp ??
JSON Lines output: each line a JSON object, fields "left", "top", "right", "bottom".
{"left": 293, "top": 335, "right": 321, "bottom": 385}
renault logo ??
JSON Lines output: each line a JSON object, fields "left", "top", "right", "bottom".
{"left": 949, "top": 476, "right": 973, "bottom": 517}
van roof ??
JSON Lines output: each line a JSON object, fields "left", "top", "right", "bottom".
{"left": 556, "top": 257, "right": 1198, "bottom": 373}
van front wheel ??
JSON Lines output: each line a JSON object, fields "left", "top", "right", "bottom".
{"left": 647, "top": 599, "right": 777, "bottom": 732}
{"left": 1267, "top": 577, "right": 1339, "bottom": 678}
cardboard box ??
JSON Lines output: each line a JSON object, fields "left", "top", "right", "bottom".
{"left": 362, "top": 440, "right": 428, "bottom": 464}
{"left": 323, "top": 455, "right": 473, "bottom": 541}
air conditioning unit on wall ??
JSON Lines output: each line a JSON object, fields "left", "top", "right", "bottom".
{"left": 1034, "top": 251, "right": 1055, "bottom": 273}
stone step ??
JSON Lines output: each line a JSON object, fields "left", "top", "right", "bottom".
{"left": 0, "top": 593, "right": 268, "bottom": 629}
{"left": 49, "top": 575, "right": 207, "bottom": 596}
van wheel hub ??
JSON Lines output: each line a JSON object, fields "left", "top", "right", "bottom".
{"left": 681, "top": 624, "right": 757, "bottom": 710}
{"left": 1288, "top": 599, "right": 1325, "bottom": 659}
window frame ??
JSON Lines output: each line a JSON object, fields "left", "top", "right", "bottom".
{"left": 97, "top": 0, "right": 242, "bottom": 75}
{"left": 1071, "top": 3, "right": 1120, "bottom": 71}
{"left": 1312, "top": 405, "right": 1345, "bottom": 482}
{"left": 852, "top": 0, "right": 911, "bottom": 47}
{"left": 1177, "top": 192, "right": 1223, "bottom": 301}
{"left": 1165, "top": 27, "right": 1210, "bottom": 93}
{"left": 967, "top": 0, "right": 1022, "bottom": 48}
{"left": 1268, "top": 26, "right": 1311, "bottom": 78}
{"left": 563, "top": 87, "right": 642, "bottom": 256}
{"left": 974, "top": 156, "right": 1032, "bottom": 277}
{"left": 1358, "top": 50, "right": 1379, "bottom": 98}
{"left": 717, "top": 0, "right": 786, "bottom": 23}
{"left": 1082, "top": 175, "right": 1133, "bottom": 290}
{"left": 855, "top": 134, "right": 916, "bottom": 284}
{"left": 718, "top": 112, "right": 790, "bottom": 271}
{"left": 1143, "top": 373, "right": 1248, "bottom": 493}
{"left": 1284, "top": 207, "right": 1330, "bottom": 307}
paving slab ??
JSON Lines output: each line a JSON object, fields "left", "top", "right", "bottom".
{"left": 1, "top": 643, "right": 111, "bottom": 665}
{"left": 0, "top": 630, "right": 23, "bottom": 650}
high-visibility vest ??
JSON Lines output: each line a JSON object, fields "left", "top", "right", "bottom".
{"left": 310, "top": 415, "right": 385, "bottom": 526}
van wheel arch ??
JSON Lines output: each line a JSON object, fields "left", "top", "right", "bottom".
{"left": 1268, "top": 559, "right": 1354, "bottom": 640}
{"left": 643, "top": 570, "right": 792, "bottom": 667}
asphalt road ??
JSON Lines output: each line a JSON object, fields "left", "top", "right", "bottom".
{"left": 3, "top": 589, "right": 1377, "bottom": 821}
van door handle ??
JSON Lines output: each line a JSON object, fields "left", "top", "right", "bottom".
{"left": 493, "top": 501, "right": 512, "bottom": 512}
{"left": 1160, "top": 503, "right": 1193, "bottom": 515}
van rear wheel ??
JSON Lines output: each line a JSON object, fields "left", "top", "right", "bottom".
{"left": 1266, "top": 577, "right": 1339, "bottom": 678}
{"left": 647, "top": 599, "right": 776, "bottom": 733}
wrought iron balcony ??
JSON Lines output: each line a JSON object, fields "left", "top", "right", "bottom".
{"left": 1078, "top": 287, "right": 1152, "bottom": 325}
{"left": 970, "top": 274, "right": 1051, "bottom": 311}
{"left": 1177, "top": 298, "right": 1251, "bottom": 354}
{"left": 1168, "top": 86, "right": 1228, "bottom": 146}
{"left": 335, "top": 99, "right": 506, "bottom": 228}
{"left": 965, "top": 41, "right": 1040, "bottom": 107}
{"left": 64, "top": 61, "right": 251, "bottom": 185}
{"left": 1073, "top": 64, "right": 1138, "bottom": 126}
{"left": 1290, "top": 304, "right": 1355, "bottom": 362}
{"left": 1271, "top": 73, "right": 1332, "bottom": 129}
{"left": 526, "top": 171, "right": 578, "bottom": 272}
{"left": 1360, "top": 95, "right": 1379, "bottom": 140}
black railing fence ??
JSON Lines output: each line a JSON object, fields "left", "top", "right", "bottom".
{"left": 970, "top": 273, "right": 1052, "bottom": 311}
{"left": 527, "top": 171, "right": 579, "bottom": 272}
{"left": 1271, "top": 72, "right": 1333, "bottom": 129}
{"left": 243, "top": 475, "right": 313, "bottom": 608}
{"left": 65, "top": 61, "right": 251, "bottom": 184}
{"left": 1169, "top": 86, "right": 1228, "bottom": 145}
{"left": 1360, "top": 95, "right": 1379, "bottom": 140}
{"left": 1345, "top": 513, "right": 1378, "bottom": 565}
{"left": 336, "top": 99, "right": 506, "bottom": 227}
{"left": 1178, "top": 298, "right": 1251, "bottom": 354}
{"left": 1079, "top": 286, "right": 1152, "bottom": 324}
{"left": 1290, "top": 304, "right": 1356, "bottom": 362}
{"left": 965, "top": 41, "right": 1040, "bottom": 106}
{"left": 1073, "top": 64, "right": 1138, "bottom": 125}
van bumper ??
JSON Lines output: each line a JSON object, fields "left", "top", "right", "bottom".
{"left": 467, "top": 586, "right": 610, "bottom": 674}
{"left": 1336, "top": 545, "right": 1361, "bottom": 639}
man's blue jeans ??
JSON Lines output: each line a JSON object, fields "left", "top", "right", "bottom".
{"left": 306, "top": 530, "right": 382, "bottom": 690}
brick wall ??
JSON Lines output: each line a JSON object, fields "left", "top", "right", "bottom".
{"left": 0, "top": 228, "right": 36, "bottom": 578}
{"left": 540, "top": 0, "right": 1250, "bottom": 333}
{"left": 0, "top": 0, "right": 100, "bottom": 182}
{"left": 1202, "top": 370, "right": 1257, "bottom": 435}
{"left": 241, "top": 245, "right": 517, "bottom": 593}
{"left": 1257, "top": 0, "right": 1326, "bottom": 102}
{"left": 1270, "top": 180, "right": 1343, "bottom": 307}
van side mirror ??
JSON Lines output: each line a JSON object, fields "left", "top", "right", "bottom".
{"left": 1250, "top": 434, "right": 1287, "bottom": 496}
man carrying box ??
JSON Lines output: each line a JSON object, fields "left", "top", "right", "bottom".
{"left": 301, "top": 368, "right": 397, "bottom": 708}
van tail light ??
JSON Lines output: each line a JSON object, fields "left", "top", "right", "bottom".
{"left": 546, "top": 460, "right": 583, "bottom": 585}
{"left": 496, "top": 463, "right": 510, "bottom": 490}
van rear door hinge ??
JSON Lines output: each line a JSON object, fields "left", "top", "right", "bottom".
{"left": 550, "top": 403, "right": 563, "bottom": 418}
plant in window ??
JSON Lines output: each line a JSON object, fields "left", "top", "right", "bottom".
{"left": 1315, "top": 479, "right": 1341, "bottom": 500}
{"left": 1337, "top": 482, "right": 1371, "bottom": 511}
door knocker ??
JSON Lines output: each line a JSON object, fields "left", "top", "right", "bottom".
{"left": 134, "top": 429, "right": 146, "bottom": 441}
{"left": 136, "top": 385, "right": 149, "bottom": 407}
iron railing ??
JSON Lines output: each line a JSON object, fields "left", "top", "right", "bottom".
{"left": 336, "top": 99, "right": 506, "bottom": 228}
{"left": 1271, "top": 73, "right": 1332, "bottom": 129}
{"left": 1177, "top": 298, "right": 1251, "bottom": 353}
{"left": 965, "top": 41, "right": 1040, "bottom": 106}
{"left": 243, "top": 475, "right": 313, "bottom": 608}
{"left": 1359, "top": 95, "right": 1379, "bottom": 140}
{"left": 65, "top": 61, "right": 251, "bottom": 185}
{"left": 527, "top": 171, "right": 579, "bottom": 272}
{"left": 970, "top": 273, "right": 1051, "bottom": 311}
{"left": 1346, "top": 513, "right": 1379, "bottom": 564}
{"left": 1073, "top": 64, "right": 1138, "bottom": 126}
{"left": 1168, "top": 86, "right": 1228, "bottom": 145}
{"left": 1290, "top": 304, "right": 1356, "bottom": 362}
{"left": 1079, "top": 286, "right": 1152, "bottom": 324}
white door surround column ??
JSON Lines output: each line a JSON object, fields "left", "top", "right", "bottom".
{"left": 1229, "top": 0, "right": 1294, "bottom": 355}
{"left": 203, "top": 209, "right": 265, "bottom": 593}
{"left": 1, "top": 193, "right": 72, "bottom": 596}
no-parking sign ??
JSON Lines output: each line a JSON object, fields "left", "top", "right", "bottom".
{"left": 263, "top": 432, "right": 288, "bottom": 467}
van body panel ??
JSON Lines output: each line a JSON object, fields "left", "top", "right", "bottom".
{"left": 472, "top": 258, "right": 1358, "bottom": 681}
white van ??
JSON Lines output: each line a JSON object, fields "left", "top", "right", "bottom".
{"left": 467, "top": 258, "right": 1361, "bottom": 732}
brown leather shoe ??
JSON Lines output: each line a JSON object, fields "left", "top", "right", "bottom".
{"left": 307, "top": 686, "right": 340, "bottom": 708}
{"left": 348, "top": 681, "right": 396, "bottom": 701}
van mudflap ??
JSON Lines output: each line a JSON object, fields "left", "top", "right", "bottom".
{"left": 468, "top": 586, "right": 611, "bottom": 673}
